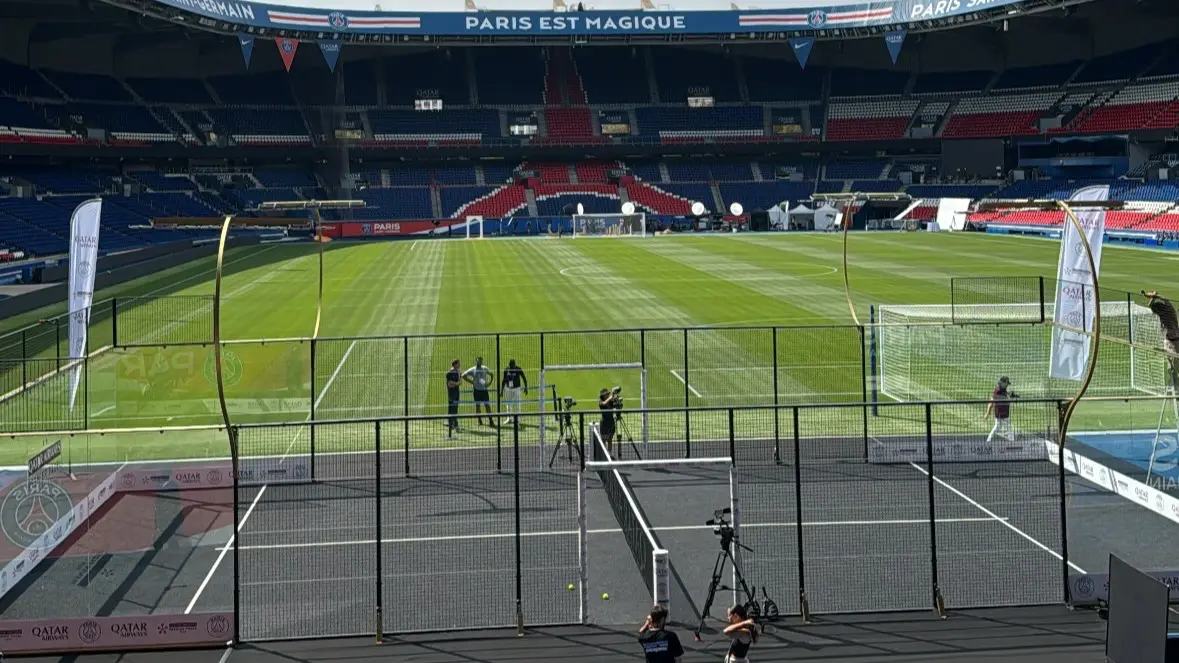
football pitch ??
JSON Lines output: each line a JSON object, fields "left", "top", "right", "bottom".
{"left": 2, "top": 231, "right": 1177, "bottom": 467}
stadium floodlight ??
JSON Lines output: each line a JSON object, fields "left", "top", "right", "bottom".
{"left": 729, "top": 202, "right": 743, "bottom": 216}
{"left": 691, "top": 201, "right": 706, "bottom": 216}
{"left": 622, "top": 201, "right": 637, "bottom": 215}
{"left": 576, "top": 203, "right": 585, "bottom": 215}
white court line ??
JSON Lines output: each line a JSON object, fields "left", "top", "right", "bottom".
{"left": 877, "top": 436, "right": 1087, "bottom": 574}
{"left": 92, "top": 405, "right": 116, "bottom": 417}
{"left": 184, "top": 339, "right": 357, "bottom": 613}
{"left": 224, "top": 517, "right": 1007, "bottom": 552}
{"left": 669, "top": 369, "right": 703, "bottom": 398}
{"left": 410, "top": 240, "right": 419, "bottom": 251}
{"left": 281, "top": 339, "right": 356, "bottom": 459}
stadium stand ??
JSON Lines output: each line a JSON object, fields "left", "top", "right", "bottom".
{"left": 826, "top": 99, "right": 920, "bottom": 141}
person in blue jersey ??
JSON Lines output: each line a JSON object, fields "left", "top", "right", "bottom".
{"left": 638, "top": 605, "right": 683, "bottom": 663}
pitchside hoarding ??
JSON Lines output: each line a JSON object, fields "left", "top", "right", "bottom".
{"left": 150, "top": 0, "right": 1023, "bottom": 35}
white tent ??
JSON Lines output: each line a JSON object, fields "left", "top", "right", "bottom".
{"left": 786, "top": 204, "right": 814, "bottom": 229}
{"left": 814, "top": 204, "right": 839, "bottom": 231}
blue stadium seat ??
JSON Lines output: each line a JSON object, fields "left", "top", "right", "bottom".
{"left": 433, "top": 166, "right": 478, "bottom": 186}
{"left": 906, "top": 184, "right": 999, "bottom": 198}
{"left": 718, "top": 181, "right": 813, "bottom": 212}
{"left": 385, "top": 167, "right": 432, "bottom": 187}
{"left": 850, "top": 180, "right": 903, "bottom": 192}
{"left": 208, "top": 72, "right": 296, "bottom": 105}
{"left": 482, "top": 164, "right": 516, "bottom": 185}
{"left": 535, "top": 193, "right": 618, "bottom": 216}
{"left": 255, "top": 170, "right": 319, "bottom": 189}
{"left": 658, "top": 183, "right": 714, "bottom": 207}
{"left": 0, "top": 98, "right": 53, "bottom": 129}
{"left": 825, "top": 161, "right": 886, "bottom": 180}
{"left": 664, "top": 163, "right": 711, "bottom": 182}
{"left": 709, "top": 163, "right": 755, "bottom": 182}
{"left": 352, "top": 188, "right": 433, "bottom": 220}
{"left": 369, "top": 109, "right": 498, "bottom": 139}
{"left": 440, "top": 186, "right": 496, "bottom": 218}
{"left": 130, "top": 172, "right": 197, "bottom": 191}
{"left": 912, "top": 70, "right": 991, "bottom": 94}
{"left": 628, "top": 163, "right": 664, "bottom": 184}
{"left": 635, "top": 106, "right": 762, "bottom": 137}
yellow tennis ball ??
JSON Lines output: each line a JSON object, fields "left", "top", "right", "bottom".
{"left": 601, "top": 592, "right": 610, "bottom": 600}
{"left": 567, "top": 583, "right": 575, "bottom": 591}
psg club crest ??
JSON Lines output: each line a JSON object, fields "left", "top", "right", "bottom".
{"left": 807, "top": 9, "right": 828, "bottom": 27}
{"left": 328, "top": 12, "right": 348, "bottom": 30}
{"left": 281, "top": 39, "right": 295, "bottom": 54}
{"left": 1, "top": 478, "right": 74, "bottom": 549}
{"left": 361, "top": 223, "right": 373, "bottom": 235}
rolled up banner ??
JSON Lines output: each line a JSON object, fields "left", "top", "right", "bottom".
{"left": 67, "top": 198, "right": 102, "bottom": 411}
{"left": 1049, "top": 185, "right": 1109, "bottom": 381}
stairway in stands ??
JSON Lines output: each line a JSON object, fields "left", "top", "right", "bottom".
{"left": 541, "top": 48, "right": 601, "bottom": 144}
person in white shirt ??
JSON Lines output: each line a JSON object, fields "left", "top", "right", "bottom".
{"left": 463, "top": 356, "right": 496, "bottom": 427}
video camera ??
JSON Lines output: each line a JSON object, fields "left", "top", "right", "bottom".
{"left": 706, "top": 507, "right": 736, "bottom": 549}
{"left": 563, "top": 396, "right": 576, "bottom": 408}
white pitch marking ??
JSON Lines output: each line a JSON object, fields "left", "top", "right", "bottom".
{"left": 669, "top": 369, "right": 703, "bottom": 398}
{"left": 185, "top": 484, "right": 266, "bottom": 614}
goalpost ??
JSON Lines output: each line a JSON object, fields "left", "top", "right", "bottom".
{"left": 571, "top": 213, "right": 647, "bottom": 238}
{"left": 465, "top": 215, "right": 483, "bottom": 239}
{"left": 874, "top": 301, "right": 1162, "bottom": 402}
{"left": 537, "top": 363, "right": 649, "bottom": 466}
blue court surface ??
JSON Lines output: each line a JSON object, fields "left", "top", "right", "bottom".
{"left": 1071, "top": 430, "right": 1179, "bottom": 482}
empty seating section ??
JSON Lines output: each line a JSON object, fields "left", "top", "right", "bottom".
{"left": 289, "top": 66, "right": 337, "bottom": 106}
{"left": 441, "top": 186, "right": 496, "bottom": 217}
{"left": 534, "top": 189, "right": 619, "bottom": 216}
{"left": 1074, "top": 43, "right": 1161, "bottom": 83}
{"left": 850, "top": 180, "right": 903, "bottom": 192}
{"left": 66, "top": 103, "right": 168, "bottom": 135}
{"left": 453, "top": 185, "right": 528, "bottom": 218}
{"left": 906, "top": 185, "right": 998, "bottom": 199}
{"left": 574, "top": 163, "right": 616, "bottom": 184}
{"left": 636, "top": 106, "right": 762, "bottom": 139}
{"left": 942, "top": 92, "right": 1061, "bottom": 137}
{"left": 525, "top": 163, "right": 571, "bottom": 184}
{"left": 0, "top": 98, "right": 53, "bottom": 129}
{"left": 384, "top": 52, "right": 469, "bottom": 106}
{"left": 475, "top": 49, "right": 544, "bottom": 105}
{"left": 718, "top": 182, "right": 812, "bottom": 211}
{"left": 206, "top": 108, "right": 309, "bottom": 143}
{"left": 709, "top": 163, "right": 755, "bottom": 182}
{"left": 352, "top": 188, "right": 433, "bottom": 219}
{"left": 993, "top": 62, "right": 1079, "bottom": 90}
{"left": 131, "top": 172, "right": 197, "bottom": 191}
{"left": 574, "top": 48, "right": 649, "bottom": 103}
{"left": 369, "top": 109, "right": 496, "bottom": 143}
{"left": 482, "top": 164, "right": 516, "bottom": 185}
{"left": 40, "top": 71, "right": 130, "bottom": 102}
{"left": 664, "top": 163, "right": 711, "bottom": 182}
{"left": 826, "top": 99, "right": 919, "bottom": 140}
{"left": 825, "top": 161, "right": 886, "bottom": 180}
{"left": 744, "top": 58, "right": 824, "bottom": 102}
{"left": 830, "top": 69, "right": 909, "bottom": 97}
{"left": 913, "top": 70, "right": 990, "bottom": 94}
{"left": 0, "top": 60, "right": 61, "bottom": 98}
{"left": 209, "top": 73, "right": 295, "bottom": 105}
{"left": 657, "top": 182, "right": 713, "bottom": 207}
{"left": 342, "top": 60, "right": 378, "bottom": 106}
{"left": 651, "top": 49, "right": 739, "bottom": 103}
{"left": 624, "top": 182, "right": 694, "bottom": 215}
{"left": 127, "top": 78, "right": 213, "bottom": 104}
{"left": 255, "top": 170, "right": 318, "bottom": 189}
{"left": 1067, "top": 80, "right": 1179, "bottom": 133}
{"left": 433, "top": 166, "right": 478, "bottom": 186}
{"left": 386, "top": 168, "right": 431, "bottom": 187}
{"left": 543, "top": 108, "right": 596, "bottom": 141}
{"left": 1102, "top": 211, "right": 1153, "bottom": 229}
{"left": 1140, "top": 214, "right": 1179, "bottom": 232}
{"left": 816, "top": 180, "right": 848, "bottom": 193}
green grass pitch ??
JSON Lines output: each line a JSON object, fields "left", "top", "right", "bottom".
{"left": 2, "top": 232, "right": 1176, "bottom": 467}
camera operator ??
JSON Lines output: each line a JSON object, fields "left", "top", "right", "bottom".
{"left": 599, "top": 386, "right": 622, "bottom": 452}
{"left": 984, "top": 376, "right": 1017, "bottom": 444}
{"left": 638, "top": 605, "right": 684, "bottom": 663}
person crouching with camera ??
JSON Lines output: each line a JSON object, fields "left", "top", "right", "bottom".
{"left": 722, "top": 604, "right": 759, "bottom": 663}
{"left": 599, "top": 386, "right": 622, "bottom": 454}
{"left": 639, "top": 605, "right": 684, "bottom": 663}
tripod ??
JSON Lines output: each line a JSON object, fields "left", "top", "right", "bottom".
{"left": 548, "top": 402, "right": 581, "bottom": 468}
{"left": 614, "top": 410, "right": 644, "bottom": 460}
{"left": 694, "top": 526, "right": 758, "bottom": 639}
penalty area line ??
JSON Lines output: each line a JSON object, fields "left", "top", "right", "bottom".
{"left": 669, "top": 369, "right": 703, "bottom": 398}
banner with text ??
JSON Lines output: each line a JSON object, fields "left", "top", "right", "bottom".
{"left": 67, "top": 199, "right": 101, "bottom": 411}
{"left": 884, "top": 29, "right": 906, "bottom": 64}
{"left": 319, "top": 41, "right": 341, "bottom": 72}
{"left": 1049, "top": 185, "right": 1108, "bottom": 381}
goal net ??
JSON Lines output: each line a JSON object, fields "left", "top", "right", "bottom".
{"left": 572, "top": 213, "right": 646, "bottom": 238}
{"left": 875, "top": 301, "right": 1165, "bottom": 402}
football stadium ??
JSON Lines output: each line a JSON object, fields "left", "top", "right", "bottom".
{"left": 0, "top": 0, "right": 1178, "bottom": 659}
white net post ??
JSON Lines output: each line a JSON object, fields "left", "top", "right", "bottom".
{"left": 729, "top": 464, "right": 741, "bottom": 608}
{"left": 577, "top": 467, "right": 588, "bottom": 624}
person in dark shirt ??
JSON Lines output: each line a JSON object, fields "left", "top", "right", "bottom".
{"left": 984, "top": 376, "right": 1014, "bottom": 443}
{"left": 599, "top": 387, "right": 621, "bottom": 453}
{"left": 722, "top": 604, "right": 759, "bottom": 663}
{"left": 638, "top": 605, "right": 683, "bottom": 663}
{"left": 446, "top": 359, "right": 462, "bottom": 438}
{"left": 500, "top": 359, "right": 528, "bottom": 424}
{"left": 1145, "top": 291, "right": 1179, "bottom": 390}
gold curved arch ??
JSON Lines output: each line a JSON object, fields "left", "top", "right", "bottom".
{"left": 213, "top": 215, "right": 236, "bottom": 456}
{"left": 1055, "top": 201, "right": 1102, "bottom": 447}
{"left": 840, "top": 202, "right": 861, "bottom": 326}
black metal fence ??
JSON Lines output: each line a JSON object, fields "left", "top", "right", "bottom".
{"left": 221, "top": 398, "right": 1082, "bottom": 641}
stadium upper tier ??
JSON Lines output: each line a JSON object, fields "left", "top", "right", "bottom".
{"left": 1, "top": 40, "right": 1178, "bottom": 147}
{"left": 2, "top": 159, "right": 1177, "bottom": 257}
